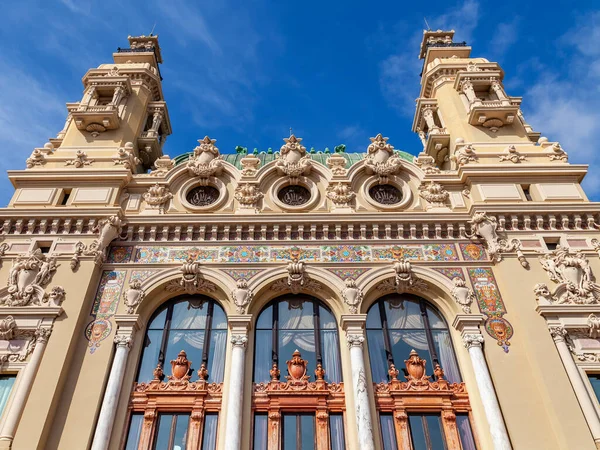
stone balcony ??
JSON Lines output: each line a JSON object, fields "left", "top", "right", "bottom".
{"left": 67, "top": 102, "right": 121, "bottom": 134}
{"left": 467, "top": 97, "right": 521, "bottom": 131}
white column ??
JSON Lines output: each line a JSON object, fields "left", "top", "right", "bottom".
{"left": 223, "top": 315, "right": 252, "bottom": 450}
{"left": 549, "top": 327, "right": 600, "bottom": 446}
{"left": 90, "top": 333, "right": 133, "bottom": 450}
{"left": 463, "top": 334, "right": 512, "bottom": 450}
{"left": 341, "top": 315, "right": 375, "bottom": 450}
{"left": 0, "top": 327, "right": 52, "bottom": 446}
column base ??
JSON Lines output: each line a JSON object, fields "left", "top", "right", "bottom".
{"left": 595, "top": 439, "right": 600, "bottom": 450}
{"left": 0, "top": 437, "right": 12, "bottom": 450}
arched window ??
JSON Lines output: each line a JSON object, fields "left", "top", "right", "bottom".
{"left": 254, "top": 295, "right": 342, "bottom": 383}
{"left": 124, "top": 296, "right": 227, "bottom": 450}
{"left": 366, "top": 294, "right": 460, "bottom": 383}
{"left": 367, "top": 294, "right": 477, "bottom": 450}
{"left": 252, "top": 295, "right": 346, "bottom": 450}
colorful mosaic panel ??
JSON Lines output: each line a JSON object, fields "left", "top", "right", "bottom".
{"left": 107, "top": 246, "right": 133, "bottom": 263}
{"left": 86, "top": 270, "right": 126, "bottom": 354}
{"left": 219, "top": 246, "right": 269, "bottom": 263}
{"left": 321, "top": 245, "right": 370, "bottom": 263}
{"left": 168, "top": 247, "right": 219, "bottom": 262}
{"left": 130, "top": 270, "right": 158, "bottom": 283}
{"left": 221, "top": 268, "right": 264, "bottom": 281}
{"left": 468, "top": 267, "right": 513, "bottom": 352}
{"left": 433, "top": 267, "right": 464, "bottom": 281}
{"left": 325, "top": 268, "right": 371, "bottom": 281}
{"left": 134, "top": 247, "right": 170, "bottom": 263}
{"left": 422, "top": 244, "right": 458, "bottom": 261}
{"left": 371, "top": 246, "right": 424, "bottom": 261}
{"left": 270, "top": 247, "right": 320, "bottom": 262}
{"left": 460, "top": 243, "right": 487, "bottom": 261}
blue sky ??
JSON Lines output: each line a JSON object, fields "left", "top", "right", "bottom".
{"left": 1, "top": 1, "right": 599, "bottom": 204}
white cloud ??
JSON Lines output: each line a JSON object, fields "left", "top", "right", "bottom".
{"left": 430, "top": 0, "right": 480, "bottom": 44}
{"left": 524, "top": 12, "right": 600, "bottom": 197}
{"left": 490, "top": 18, "right": 520, "bottom": 58}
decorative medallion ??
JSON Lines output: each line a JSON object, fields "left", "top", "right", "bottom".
{"left": 368, "top": 184, "right": 402, "bottom": 205}
{"left": 186, "top": 185, "right": 220, "bottom": 207}
{"left": 277, "top": 185, "right": 311, "bottom": 206}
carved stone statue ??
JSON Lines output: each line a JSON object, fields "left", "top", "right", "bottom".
{"left": 0, "top": 249, "right": 59, "bottom": 306}
{"left": 275, "top": 135, "right": 312, "bottom": 181}
{"left": 143, "top": 183, "right": 173, "bottom": 213}
{"left": 342, "top": 279, "right": 363, "bottom": 314}
{"left": 85, "top": 214, "right": 126, "bottom": 265}
{"left": 124, "top": 279, "right": 145, "bottom": 314}
{"left": 364, "top": 134, "right": 402, "bottom": 183}
{"left": 187, "top": 136, "right": 223, "bottom": 179}
{"left": 538, "top": 246, "right": 599, "bottom": 304}
{"left": 231, "top": 279, "right": 253, "bottom": 314}
{"left": 451, "top": 277, "right": 475, "bottom": 314}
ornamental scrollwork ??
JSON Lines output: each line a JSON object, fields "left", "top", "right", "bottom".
{"left": 65, "top": 150, "right": 94, "bottom": 168}
{"left": 149, "top": 155, "right": 175, "bottom": 176}
{"left": 234, "top": 183, "right": 263, "bottom": 209}
{"left": 364, "top": 134, "right": 402, "bottom": 184}
{"left": 466, "top": 212, "right": 520, "bottom": 262}
{"left": 451, "top": 277, "right": 475, "bottom": 314}
{"left": 186, "top": 136, "right": 223, "bottom": 180}
{"left": 231, "top": 279, "right": 253, "bottom": 314}
{"left": 124, "top": 279, "right": 145, "bottom": 314}
{"left": 84, "top": 214, "right": 126, "bottom": 265}
{"left": 499, "top": 145, "right": 526, "bottom": 163}
{"left": 326, "top": 182, "right": 355, "bottom": 208}
{"left": 0, "top": 249, "right": 60, "bottom": 306}
{"left": 453, "top": 144, "right": 478, "bottom": 167}
{"left": 537, "top": 246, "right": 599, "bottom": 304}
{"left": 165, "top": 257, "right": 217, "bottom": 295}
{"left": 275, "top": 135, "right": 312, "bottom": 182}
{"left": 143, "top": 183, "right": 173, "bottom": 214}
{"left": 113, "top": 143, "right": 141, "bottom": 172}
{"left": 342, "top": 279, "right": 363, "bottom": 314}
{"left": 419, "top": 181, "right": 448, "bottom": 207}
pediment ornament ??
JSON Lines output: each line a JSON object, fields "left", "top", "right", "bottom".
{"left": 364, "top": 134, "right": 402, "bottom": 183}
{"left": 275, "top": 135, "right": 312, "bottom": 182}
{"left": 187, "top": 136, "right": 223, "bottom": 180}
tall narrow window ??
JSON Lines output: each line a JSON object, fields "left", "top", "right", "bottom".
{"left": 0, "top": 375, "right": 15, "bottom": 417}
{"left": 409, "top": 414, "right": 447, "bottom": 450}
{"left": 456, "top": 414, "right": 477, "bottom": 450}
{"left": 329, "top": 414, "right": 346, "bottom": 450}
{"left": 136, "top": 296, "right": 227, "bottom": 382}
{"left": 253, "top": 295, "right": 342, "bottom": 383}
{"left": 253, "top": 414, "right": 268, "bottom": 450}
{"left": 124, "top": 413, "right": 144, "bottom": 450}
{"left": 154, "top": 413, "right": 190, "bottom": 450}
{"left": 282, "top": 414, "right": 315, "bottom": 450}
{"left": 366, "top": 294, "right": 461, "bottom": 383}
{"left": 589, "top": 374, "right": 600, "bottom": 403}
{"left": 380, "top": 414, "right": 398, "bottom": 450}
{"left": 201, "top": 414, "right": 219, "bottom": 450}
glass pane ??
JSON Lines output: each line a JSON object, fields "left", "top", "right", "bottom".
{"left": 431, "top": 330, "right": 461, "bottom": 382}
{"left": 319, "top": 306, "right": 337, "bottom": 329}
{"left": 385, "top": 299, "right": 424, "bottom": 329}
{"left": 425, "top": 415, "right": 446, "bottom": 450}
{"left": 173, "top": 414, "right": 190, "bottom": 450}
{"left": 320, "top": 330, "right": 341, "bottom": 383}
{"left": 279, "top": 300, "right": 314, "bottom": 329}
{"left": 409, "top": 415, "right": 427, "bottom": 450}
{"left": 279, "top": 331, "right": 316, "bottom": 378}
{"left": 254, "top": 330, "right": 273, "bottom": 382}
{"left": 329, "top": 414, "right": 346, "bottom": 450}
{"left": 212, "top": 304, "right": 227, "bottom": 329}
{"left": 380, "top": 414, "right": 398, "bottom": 450}
{"left": 171, "top": 301, "right": 207, "bottom": 329}
{"left": 390, "top": 330, "right": 434, "bottom": 376}
{"left": 0, "top": 376, "right": 15, "bottom": 416}
{"left": 367, "top": 330, "right": 388, "bottom": 383}
{"left": 253, "top": 414, "right": 268, "bottom": 450}
{"left": 201, "top": 414, "right": 218, "bottom": 450}
{"left": 208, "top": 330, "right": 227, "bottom": 382}
{"left": 256, "top": 306, "right": 272, "bottom": 329}
{"left": 282, "top": 415, "right": 296, "bottom": 450}
{"left": 124, "top": 413, "right": 143, "bottom": 450}
{"left": 300, "top": 415, "right": 315, "bottom": 450}
{"left": 149, "top": 308, "right": 168, "bottom": 330}
{"left": 456, "top": 414, "right": 477, "bottom": 450}
{"left": 366, "top": 304, "right": 381, "bottom": 328}
{"left": 137, "top": 329, "right": 163, "bottom": 381}
{"left": 165, "top": 331, "right": 205, "bottom": 375}
{"left": 155, "top": 414, "right": 174, "bottom": 450}
{"left": 589, "top": 374, "right": 600, "bottom": 402}
{"left": 426, "top": 305, "right": 447, "bottom": 329}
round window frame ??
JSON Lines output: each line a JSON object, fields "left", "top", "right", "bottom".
{"left": 362, "top": 176, "right": 412, "bottom": 210}
{"left": 270, "top": 177, "right": 320, "bottom": 212}
{"left": 180, "top": 177, "right": 228, "bottom": 212}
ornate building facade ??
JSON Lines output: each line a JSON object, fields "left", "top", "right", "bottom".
{"left": 0, "top": 30, "right": 597, "bottom": 450}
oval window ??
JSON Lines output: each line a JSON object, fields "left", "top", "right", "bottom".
{"left": 368, "top": 184, "right": 402, "bottom": 205}
{"left": 277, "top": 185, "right": 311, "bottom": 206}
{"left": 186, "top": 185, "right": 220, "bottom": 207}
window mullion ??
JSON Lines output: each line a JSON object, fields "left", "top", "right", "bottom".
{"left": 202, "top": 300, "right": 214, "bottom": 367}
{"left": 158, "top": 304, "right": 174, "bottom": 368}
{"left": 422, "top": 415, "right": 433, "bottom": 450}
{"left": 273, "top": 302, "right": 279, "bottom": 367}
{"left": 420, "top": 300, "right": 440, "bottom": 368}
{"left": 314, "top": 302, "right": 323, "bottom": 366}
{"left": 378, "top": 299, "right": 395, "bottom": 367}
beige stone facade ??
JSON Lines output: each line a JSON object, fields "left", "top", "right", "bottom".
{"left": 0, "top": 30, "right": 598, "bottom": 450}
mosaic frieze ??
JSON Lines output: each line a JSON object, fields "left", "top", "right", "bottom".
{"left": 468, "top": 267, "right": 513, "bottom": 352}
{"left": 130, "top": 270, "right": 158, "bottom": 283}
{"left": 325, "top": 268, "right": 371, "bottom": 281}
{"left": 221, "top": 268, "right": 265, "bottom": 281}
{"left": 86, "top": 270, "right": 126, "bottom": 354}
{"left": 109, "top": 243, "right": 486, "bottom": 264}
{"left": 460, "top": 243, "right": 487, "bottom": 261}
{"left": 433, "top": 267, "right": 465, "bottom": 281}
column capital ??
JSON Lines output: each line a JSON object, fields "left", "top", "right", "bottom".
{"left": 230, "top": 334, "right": 248, "bottom": 348}
{"left": 549, "top": 326, "right": 568, "bottom": 343}
{"left": 346, "top": 333, "right": 365, "bottom": 348}
{"left": 114, "top": 334, "right": 133, "bottom": 349}
{"left": 462, "top": 333, "right": 484, "bottom": 349}
{"left": 452, "top": 314, "right": 485, "bottom": 334}
{"left": 340, "top": 314, "right": 367, "bottom": 331}
{"left": 228, "top": 314, "right": 252, "bottom": 335}
{"left": 34, "top": 326, "right": 52, "bottom": 344}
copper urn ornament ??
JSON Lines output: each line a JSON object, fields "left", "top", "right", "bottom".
{"left": 170, "top": 350, "right": 192, "bottom": 381}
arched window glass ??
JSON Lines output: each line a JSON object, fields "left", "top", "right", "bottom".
{"left": 254, "top": 295, "right": 342, "bottom": 383}
{"left": 137, "top": 296, "right": 228, "bottom": 383}
{"left": 366, "top": 294, "right": 461, "bottom": 383}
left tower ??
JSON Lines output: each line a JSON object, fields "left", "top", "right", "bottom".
{"left": 0, "top": 35, "right": 171, "bottom": 450}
